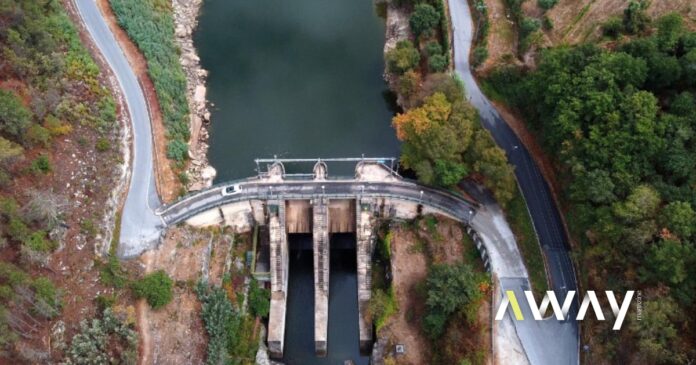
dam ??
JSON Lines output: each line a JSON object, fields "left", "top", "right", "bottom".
{"left": 156, "top": 158, "right": 481, "bottom": 358}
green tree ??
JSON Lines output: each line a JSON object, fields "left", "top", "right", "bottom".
{"left": 132, "top": 270, "right": 173, "bottom": 309}
{"left": 641, "top": 239, "right": 693, "bottom": 286}
{"left": 398, "top": 70, "right": 422, "bottom": 103}
{"left": 661, "top": 201, "right": 696, "bottom": 239}
{"left": 0, "top": 90, "right": 31, "bottom": 139}
{"left": 425, "top": 41, "right": 443, "bottom": 56}
{"left": 612, "top": 185, "right": 661, "bottom": 224}
{"left": 428, "top": 54, "right": 448, "bottom": 72}
{"left": 386, "top": 40, "right": 421, "bottom": 74}
{"left": 656, "top": 13, "right": 683, "bottom": 52}
{"left": 537, "top": 0, "right": 558, "bottom": 10}
{"left": 630, "top": 296, "right": 687, "bottom": 364}
{"left": 519, "top": 17, "right": 540, "bottom": 38}
{"left": 602, "top": 17, "right": 623, "bottom": 38}
{"left": 433, "top": 159, "right": 468, "bottom": 187}
{"left": 623, "top": 0, "right": 650, "bottom": 34}
{"left": 422, "top": 263, "right": 487, "bottom": 339}
{"left": 681, "top": 49, "right": 696, "bottom": 87}
{"left": 393, "top": 91, "right": 476, "bottom": 186}
{"left": 409, "top": 4, "right": 441, "bottom": 37}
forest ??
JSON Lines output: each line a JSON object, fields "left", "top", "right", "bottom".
{"left": 487, "top": 8, "right": 696, "bottom": 363}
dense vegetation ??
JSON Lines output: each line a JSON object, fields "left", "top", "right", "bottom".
{"left": 196, "top": 280, "right": 260, "bottom": 365}
{"left": 0, "top": 0, "right": 119, "bottom": 358}
{"left": 422, "top": 263, "right": 488, "bottom": 340}
{"left": 385, "top": 0, "right": 516, "bottom": 205}
{"left": 487, "top": 11, "right": 696, "bottom": 363}
{"left": 391, "top": 72, "right": 516, "bottom": 205}
{"left": 110, "top": 0, "right": 190, "bottom": 162}
{"left": 64, "top": 308, "right": 138, "bottom": 365}
{"left": 368, "top": 231, "right": 397, "bottom": 331}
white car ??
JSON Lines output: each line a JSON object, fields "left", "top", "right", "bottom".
{"left": 221, "top": 184, "right": 241, "bottom": 196}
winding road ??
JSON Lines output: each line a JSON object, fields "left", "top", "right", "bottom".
{"left": 448, "top": 0, "right": 580, "bottom": 363}
{"left": 74, "top": 0, "right": 163, "bottom": 258}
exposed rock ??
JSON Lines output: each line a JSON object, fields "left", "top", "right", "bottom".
{"left": 50, "top": 320, "right": 66, "bottom": 352}
{"left": 172, "top": 0, "right": 215, "bottom": 189}
{"left": 383, "top": 2, "right": 412, "bottom": 107}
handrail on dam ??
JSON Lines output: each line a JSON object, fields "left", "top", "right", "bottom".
{"left": 157, "top": 179, "right": 480, "bottom": 227}
{"left": 156, "top": 160, "right": 480, "bottom": 226}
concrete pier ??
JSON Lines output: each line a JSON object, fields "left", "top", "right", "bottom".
{"left": 267, "top": 201, "right": 289, "bottom": 358}
{"left": 356, "top": 198, "right": 376, "bottom": 353}
{"left": 313, "top": 197, "right": 330, "bottom": 356}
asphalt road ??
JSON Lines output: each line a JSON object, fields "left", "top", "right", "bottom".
{"left": 75, "top": 0, "right": 163, "bottom": 258}
{"left": 447, "top": 0, "right": 580, "bottom": 363}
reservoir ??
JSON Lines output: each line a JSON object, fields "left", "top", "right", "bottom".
{"left": 195, "top": 0, "right": 396, "bottom": 363}
{"left": 195, "top": 0, "right": 399, "bottom": 181}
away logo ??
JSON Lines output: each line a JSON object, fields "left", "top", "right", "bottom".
{"left": 495, "top": 290, "right": 635, "bottom": 330}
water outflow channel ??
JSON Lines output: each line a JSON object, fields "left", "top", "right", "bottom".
{"left": 195, "top": 0, "right": 397, "bottom": 363}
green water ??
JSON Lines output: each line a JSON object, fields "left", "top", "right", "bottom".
{"left": 195, "top": 0, "right": 399, "bottom": 181}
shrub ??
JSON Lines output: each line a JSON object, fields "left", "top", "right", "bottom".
{"left": 472, "top": 46, "right": 489, "bottom": 67}
{"left": 166, "top": 139, "right": 188, "bottom": 162}
{"left": 542, "top": 15, "right": 553, "bottom": 30}
{"left": 428, "top": 54, "right": 449, "bottom": 72}
{"left": 410, "top": 3, "right": 441, "bottom": 37}
{"left": 32, "top": 277, "right": 59, "bottom": 308}
{"left": 65, "top": 308, "right": 138, "bottom": 365}
{"left": 537, "top": 0, "right": 558, "bottom": 10}
{"left": 0, "top": 90, "right": 31, "bottom": 139}
{"left": 95, "top": 294, "right": 117, "bottom": 310}
{"left": 248, "top": 280, "right": 270, "bottom": 318}
{"left": 26, "top": 124, "right": 51, "bottom": 147}
{"left": 24, "top": 231, "right": 53, "bottom": 252}
{"left": 8, "top": 217, "right": 30, "bottom": 242}
{"left": 31, "top": 155, "right": 51, "bottom": 174}
{"left": 369, "top": 287, "right": 397, "bottom": 331}
{"left": 196, "top": 282, "right": 235, "bottom": 365}
{"left": 132, "top": 270, "right": 173, "bottom": 309}
{"left": 80, "top": 219, "right": 97, "bottom": 237}
{"left": 386, "top": 40, "right": 421, "bottom": 74}
{"left": 95, "top": 138, "right": 110, "bottom": 152}
{"left": 100, "top": 255, "right": 129, "bottom": 288}
{"left": 520, "top": 17, "right": 541, "bottom": 38}
{"left": 425, "top": 41, "right": 443, "bottom": 57}
{"left": 602, "top": 17, "right": 623, "bottom": 38}
{"left": 44, "top": 115, "right": 72, "bottom": 136}
{"left": 623, "top": 0, "right": 650, "bottom": 34}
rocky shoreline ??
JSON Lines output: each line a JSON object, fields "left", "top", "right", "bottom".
{"left": 173, "top": 0, "right": 216, "bottom": 191}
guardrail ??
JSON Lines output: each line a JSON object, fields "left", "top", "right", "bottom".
{"left": 160, "top": 187, "right": 477, "bottom": 226}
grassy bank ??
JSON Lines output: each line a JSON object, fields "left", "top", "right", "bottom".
{"left": 109, "top": 0, "right": 190, "bottom": 162}
{"left": 506, "top": 188, "right": 548, "bottom": 299}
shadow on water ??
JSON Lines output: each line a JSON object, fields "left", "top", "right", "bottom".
{"left": 282, "top": 233, "right": 368, "bottom": 365}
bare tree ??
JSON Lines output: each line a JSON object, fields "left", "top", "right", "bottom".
{"left": 22, "top": 189, "right": 68, "bottom": 229}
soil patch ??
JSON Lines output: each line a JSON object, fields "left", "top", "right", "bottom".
{"left": 380, "top": 226, "right": 430, "bottom": 365}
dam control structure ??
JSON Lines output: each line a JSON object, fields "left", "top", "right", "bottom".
{"left": 156, "top": 158, "right": 481, "bottom": 358}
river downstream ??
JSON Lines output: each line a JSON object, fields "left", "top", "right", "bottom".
{"left": 195, "top": 0, "right": 399, "bottom": 181}
{"left": 194, "top": 0, "right": 397, "bottom": 363}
